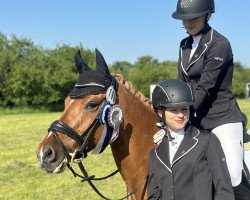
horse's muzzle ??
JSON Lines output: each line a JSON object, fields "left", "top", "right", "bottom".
{"left": 36, "top": 143, "right": 66, "bottom": 173}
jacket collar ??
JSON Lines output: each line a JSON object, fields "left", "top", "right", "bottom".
{"left": 155, "top": 126, "right": 200, "bottom": 171}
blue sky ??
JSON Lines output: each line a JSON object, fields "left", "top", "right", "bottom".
{"left": 1, "top": 0, "right": 250, "bottom": 67}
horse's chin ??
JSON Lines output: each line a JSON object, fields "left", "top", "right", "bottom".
{"left": 40, "top": 158, "right": 67, "bottom": 174}
{"left": 52, "top": 158, "right": 67, "bottom": 174}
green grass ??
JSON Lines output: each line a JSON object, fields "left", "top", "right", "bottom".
{"left": 0, "top": 112, "right": 126, "bottom": 200}
{"left": 0, "top": 104, "right": 64, "bottom": 115}
{"left": 237, "top": 99, "right": 250, "bottom": 150}
{"left": 237, "top": 99, "right": 250, "bottom": 121}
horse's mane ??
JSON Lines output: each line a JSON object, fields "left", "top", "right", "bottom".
{"left": 114, "top": 73, "right": 153, "bottom": 109}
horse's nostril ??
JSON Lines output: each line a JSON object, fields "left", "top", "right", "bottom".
{"left": 43, "top": 146, "right": 56, "bottom": 163}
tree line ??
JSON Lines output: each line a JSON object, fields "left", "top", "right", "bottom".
{"left": 0, "top": 33, "right": 250, "bottom": 107}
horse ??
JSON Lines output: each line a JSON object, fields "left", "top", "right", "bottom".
{"left": 36, "top": 49, "right": 159, "bottom": 199}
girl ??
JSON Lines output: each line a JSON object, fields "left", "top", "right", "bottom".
{"left": 148, "top": 79, "right": 234, "bottom": 200}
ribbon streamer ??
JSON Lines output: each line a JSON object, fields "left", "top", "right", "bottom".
{"left": 92, "top": 102, "right": 123, "bottom": 154}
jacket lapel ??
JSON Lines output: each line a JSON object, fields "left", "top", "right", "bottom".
{"left": 180, "top": 36, "right": 193, "bottom": 76}
{"left": 172, "top": 126, "right": 200, "bottom": 165}
{"left": 155, "top": 135, "right": 172, "bottom": 172}
{"left": 181, "top": 25, "right": 213, "bottom": 73}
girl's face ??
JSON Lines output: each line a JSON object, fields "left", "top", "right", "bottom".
{"left": 182, "top": 15, "right": 206, "bottom": 35}
{"left": 160, "top": 106, "right": 190, "bottom": 133}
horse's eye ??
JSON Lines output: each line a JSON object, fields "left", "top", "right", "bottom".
{"left": 85, "top": 101, "right": 99, "bottom": 111}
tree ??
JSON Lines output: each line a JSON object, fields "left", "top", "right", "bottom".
{"left": 0, "top": 34, "right": 96, "bottom": 106}
{"left": 0, "top": 32, "right": 249, "bottom": 107}
{"left": 233, "top": 62, "right": 250, "bottom": 98}
{"left": 128, "top": 56, "right": 178, "bottom": 97}
{"left": 109, "top": 61, "right": 133, "bottom": 79}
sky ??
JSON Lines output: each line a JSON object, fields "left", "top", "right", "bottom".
{"left": 1, "top": 0, "right": 250, "bottom": 67}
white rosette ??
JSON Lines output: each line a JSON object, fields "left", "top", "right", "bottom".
{"left": 108, "top": 105, "right": 123, "bottom": 144}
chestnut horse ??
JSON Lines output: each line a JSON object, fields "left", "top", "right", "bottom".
{"left": 36, "top": 49, "right": 159, "bottom": 199}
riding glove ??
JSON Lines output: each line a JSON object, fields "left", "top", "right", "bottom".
{"left": 153, "top": 129, "right": 165, "bottom": 145}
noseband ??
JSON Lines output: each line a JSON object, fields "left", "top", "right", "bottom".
{"left": 49, "top": 116, "right": 100, "bottom": 162}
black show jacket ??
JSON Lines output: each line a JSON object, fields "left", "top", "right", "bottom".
{"left": 177, "top": 25, "right": 243, "bottom": 129}
{"left": 147, "top": 126, "right": 235, "bottom": 200}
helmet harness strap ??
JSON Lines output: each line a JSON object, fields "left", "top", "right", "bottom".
{"left": 187, "top": 13, "right": 210, "bottom": 37}
{"left": 161, "top": 110, "right": 175, "bottom": 141}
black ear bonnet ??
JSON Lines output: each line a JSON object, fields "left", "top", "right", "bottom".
{"left": 69, "top": 49, "right": 117, "bottom": 99}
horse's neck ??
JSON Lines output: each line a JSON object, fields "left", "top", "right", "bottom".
{"left": 110, "top": 83, "right": 158, "bottom": 196}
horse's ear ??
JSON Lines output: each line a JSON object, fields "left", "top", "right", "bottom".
{"left": 95, "top": 48, "right": 110, "bottom": 76}
{"left": 75, "top": 50, "right": 90, "bottom": 74}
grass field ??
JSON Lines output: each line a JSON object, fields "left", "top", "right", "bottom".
{"left": 0, "top": 99, "right": 249, "bottom": 199}
{"left": 0, "top": 112, "right": 126, "bottom": 200}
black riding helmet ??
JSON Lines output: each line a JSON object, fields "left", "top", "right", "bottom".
{"left": 152, "top": 79, "right": 194, "bottom": 110}
{"left": 172, "top": 0, "right": 215, "bottom": 20}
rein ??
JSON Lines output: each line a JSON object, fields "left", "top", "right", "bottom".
{"left": 48, "top": 109, "right": 147, "bottom": 200}
{"left": 69, "top": 160, "right": 148, "bottom": 200}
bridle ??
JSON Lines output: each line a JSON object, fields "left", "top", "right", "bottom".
{"left": 49, "top": 117, "right": 100, "bottom": 162}
{"left": 47, "top": 79, "right": 148, "bottom": 200}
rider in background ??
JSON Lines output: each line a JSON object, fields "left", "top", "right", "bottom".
{"left": 148, "top": 79, "right": 235, "bottom": 200}
{"left": 171, "top": 0, "right": 250, "bottom": 199}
